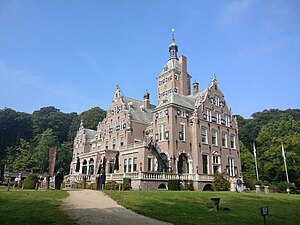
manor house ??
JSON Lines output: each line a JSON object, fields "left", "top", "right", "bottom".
{"left": 68, "top": 32, "right": 242, "bottom": 191}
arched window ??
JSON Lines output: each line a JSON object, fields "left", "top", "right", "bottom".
{"left": 88, "top": 158, "right": 94, "bottom": 175}
{"left": 82, "top": 159, "right": 87, "bottom": 174}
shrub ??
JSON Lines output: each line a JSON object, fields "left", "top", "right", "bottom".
{"left": 213, "top": 173, "right": 230, "bottom": 191}
{"left": 122, "top": 183, "right": 131, "bottom": 190}
{"left": 263, "top": 180, "right": 270, "bottom": 187}
{"left": 105, "top": 181, "right": 119, "bottom": 190}
{"left": 187, "top": 180, "right": 194, "bottom": 191}
{"left": 23, "top": 174, "right": 38, "bottom": 189}
{"left": 168, "top": 180, "right": 181, "bottom": 191}
{"left": 295, "top": 178, "right": 300, "bottom": 190}
{"left": 244, "top": 178, "right": 256, "bottom": 190}
{"left": 278, "top": 182, "right": 296, "bottom": 194}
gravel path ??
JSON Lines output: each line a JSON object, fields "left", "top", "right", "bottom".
{"left": 61, "top": 189, "right": 172, "bottom": 225}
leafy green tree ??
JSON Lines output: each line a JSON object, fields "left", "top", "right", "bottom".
{"left": 68, "top": 107, "right": 106, "bottom": 140}
{"left": 240, "top": 141, "right": 256, "bottom": 182}
{"left": 256, "top": 117, "right": 300, "bottom": 183}
{"left": 236, "top": 109, "right": 300, "bottom": 150}
{"left": 0, "top": 108, "right": 32, "bottom": 163}
{"left": 55, "top": 141, "right": 73, "bottom": 173}
{"left": 32, "top": 106, "right": 76, "bottom": 143}
{"left": 12, "top": 139, "right": 34, "bottom": 172}
{"left": 32, "top": 128, "right": 56, "bottom": 173}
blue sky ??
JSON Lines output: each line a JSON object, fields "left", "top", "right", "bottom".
{"left": 0, "top": 0, "right": 299, "bottom": 118}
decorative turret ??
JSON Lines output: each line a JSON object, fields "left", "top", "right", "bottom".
{"left": 169, "top": 28, "right": 178, "bottom": 60}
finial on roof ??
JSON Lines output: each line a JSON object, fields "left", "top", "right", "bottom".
{"left": 169, "top": 28, "right": 178, "bottom": 60}
{"left": 172, "top": 28, "right": 175, "bottom": 42}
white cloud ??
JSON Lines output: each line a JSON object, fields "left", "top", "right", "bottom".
{"left": 233, "top": 35, "right": 300, "bottom": 62}
{"left": 78, "top": 52, "right": 103, "bottom": 74}
{"left": 217, "top": 0, "right": 257, "bottom": 26}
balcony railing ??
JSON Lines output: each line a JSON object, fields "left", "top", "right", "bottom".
{"left": 66, "top": 172, "right": 215, "bottom": 183}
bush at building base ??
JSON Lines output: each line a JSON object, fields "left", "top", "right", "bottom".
{"left": 168, "top": 180, "right": 181, "bottom": 190}
{"left": 23, "top": 174, "right": 38, "bottom": 189}
{"left": 213, "top": 173, "right": 230, "bottom": 191}
{"left": 105, "top": 181, "right": 119, "bottom": 190}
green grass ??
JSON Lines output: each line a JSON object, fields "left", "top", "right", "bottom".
{"left": 0, "top": 188, "right": 75, "bottom": 225}
{"left": 104, "top": 190, "right": 300, "bottom": 225}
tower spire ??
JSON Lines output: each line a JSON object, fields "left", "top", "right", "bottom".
{"left": 169, "top": 28, "right": 178, "bottom": 60}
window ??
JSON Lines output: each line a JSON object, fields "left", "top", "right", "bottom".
{"left": 120, "top": 136, "right": 124, "bottom": 146}
{"left": 224, "top": 115, "right": 230, "bottom": 127}
{"left": 212, "top": 155, "right": 221, "bottom": 174}
{"left": 113, "top": 121, "right": 117, "bottom": 131}
{"left": 128, "top": 158, "right": 132, "bottom": 172}
{"left": 112, "top": 138, "right": 116, "bottom": 150}
{"left": 105, "top": 140, "right": 109, "bottom": 149}
{"left": 97, "top": 145, "right": 101, "bottom": 150}
{"left": 212, "top": 129, "right": 217, "bottom": 145}
{"left": 216, "top": 112, "right": 221, "bottom": 124}
{"left": 201, "top": 127, "right": 207, "bottom": 144}
{"left": 227, "top": 157, "right": 235, "bottom": 176}
{"left": 82, "top": 160, "right": 87, "bottom": 174}
{"left": 158, "top": 124, "right": 166, "bottom": 141}
{"left": 133, "top": 157, "right": 137, "bottom": 171}
{"left": 222, "top": 132, "right": 227, "bottom": 148}
{"left": 180, "top": 124, "right": 186, "bottom": 141}
{"left": 202, "top": 155, "right": 208, "bottom": 174}
{"left": 120, "top": 120, "right": 124, "bottom": 130}
{"left": 214, "top": 95, "right": 220, "bottom": 106}
{"left": 124, "top": 159, "right": 127, "bottom": 173}
{"left": 148, "top": 158, "right": 152, "bottom": 171}
{"left": 212, "top": 155, "right": 220, "bottom": 164}
{"left": 205, "top": 109, "right": 211, "bottom": 122}
{"left": 230, "top": 135, "right": 236, "bottom": 149}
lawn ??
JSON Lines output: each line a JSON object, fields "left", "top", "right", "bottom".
{"left": 0, "top": 188, "right": 75, "bottom": 225}
{"left": 104, "top": 190, "right": 300, "bottom": 225}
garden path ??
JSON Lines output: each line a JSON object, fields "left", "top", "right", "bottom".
{"left": 61, "top": 189, "right": 172, "bottom": 225}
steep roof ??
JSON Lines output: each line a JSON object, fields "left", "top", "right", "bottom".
{"left": 122, "top": 96, "right": 155, "bottom": 124}
{"left": 83, "top": 128, "right": 97, "bottom": 139}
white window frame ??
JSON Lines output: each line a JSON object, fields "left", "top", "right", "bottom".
{"left": 228, "top": 157, "right": 235, "bottom": 176}
{"left": 206, "top": 109, "right": 212, "bottom": 122}
{"left": 230, "top": 134, "right": 236, "bottom": 149}
{"left": 212, "top": 129, "right": 218, "bottom": 146}
{"left": 180, "top": 123, "right": 186, "bottom": 141}
{"left": 216, "top": 112, "right": 221, "bottom": 124}
{"left": 201, "top": 127, "right": 207, "bottom": 144}
{"left": 222, "top": 132, "right": 228, "bottom": 148}
{"left": 158, "top": 124, "right": 166, "bottom": 141}
{"left": 224, "top": 115, "right": 230, "bottom": 127}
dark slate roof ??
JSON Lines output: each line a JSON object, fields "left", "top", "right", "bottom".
{"left": 155, "top": 88, "right": 208, "bottom": 110}
{"left": 122, "top": 96, "right": 155, "bottom": 124}
{"left": 84, "top": 128, "right": 97, "bottom": 139}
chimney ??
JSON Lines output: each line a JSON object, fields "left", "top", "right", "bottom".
{"left": 144, "top": 92, "right": 150, "bottom": 109}
{"left": 193, "top": 81, "right": 199, "bottom": 95}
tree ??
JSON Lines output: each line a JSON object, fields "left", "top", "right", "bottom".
{"left": 12, "top": 139, "right": 34, "bottom": 172}
{"left": 68, "top": 107, "right": 106, "bottom": 140}
{"left": 32, "top": 106, "right": 76, "bottom": 143}
{"left": 256, "top": 117, "right": 300, "bottom": 183}
{"left": 32, "top": 128, "right": 56, "bottom": 173}
{"left": 239, "top": 141, "right": 256, "bottom": 182}
{"left": 55, "top": 141, "right": 73, "bottom": 173}
{"left": 0, "top": 108, "right": 32, "bottom": 163}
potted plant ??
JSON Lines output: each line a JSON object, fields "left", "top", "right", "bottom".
{"left": 255, "top": 180, "right": 262, "bottom": 194}
{"left": 263, "top": 180, "right": 270, "bottom": 194}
